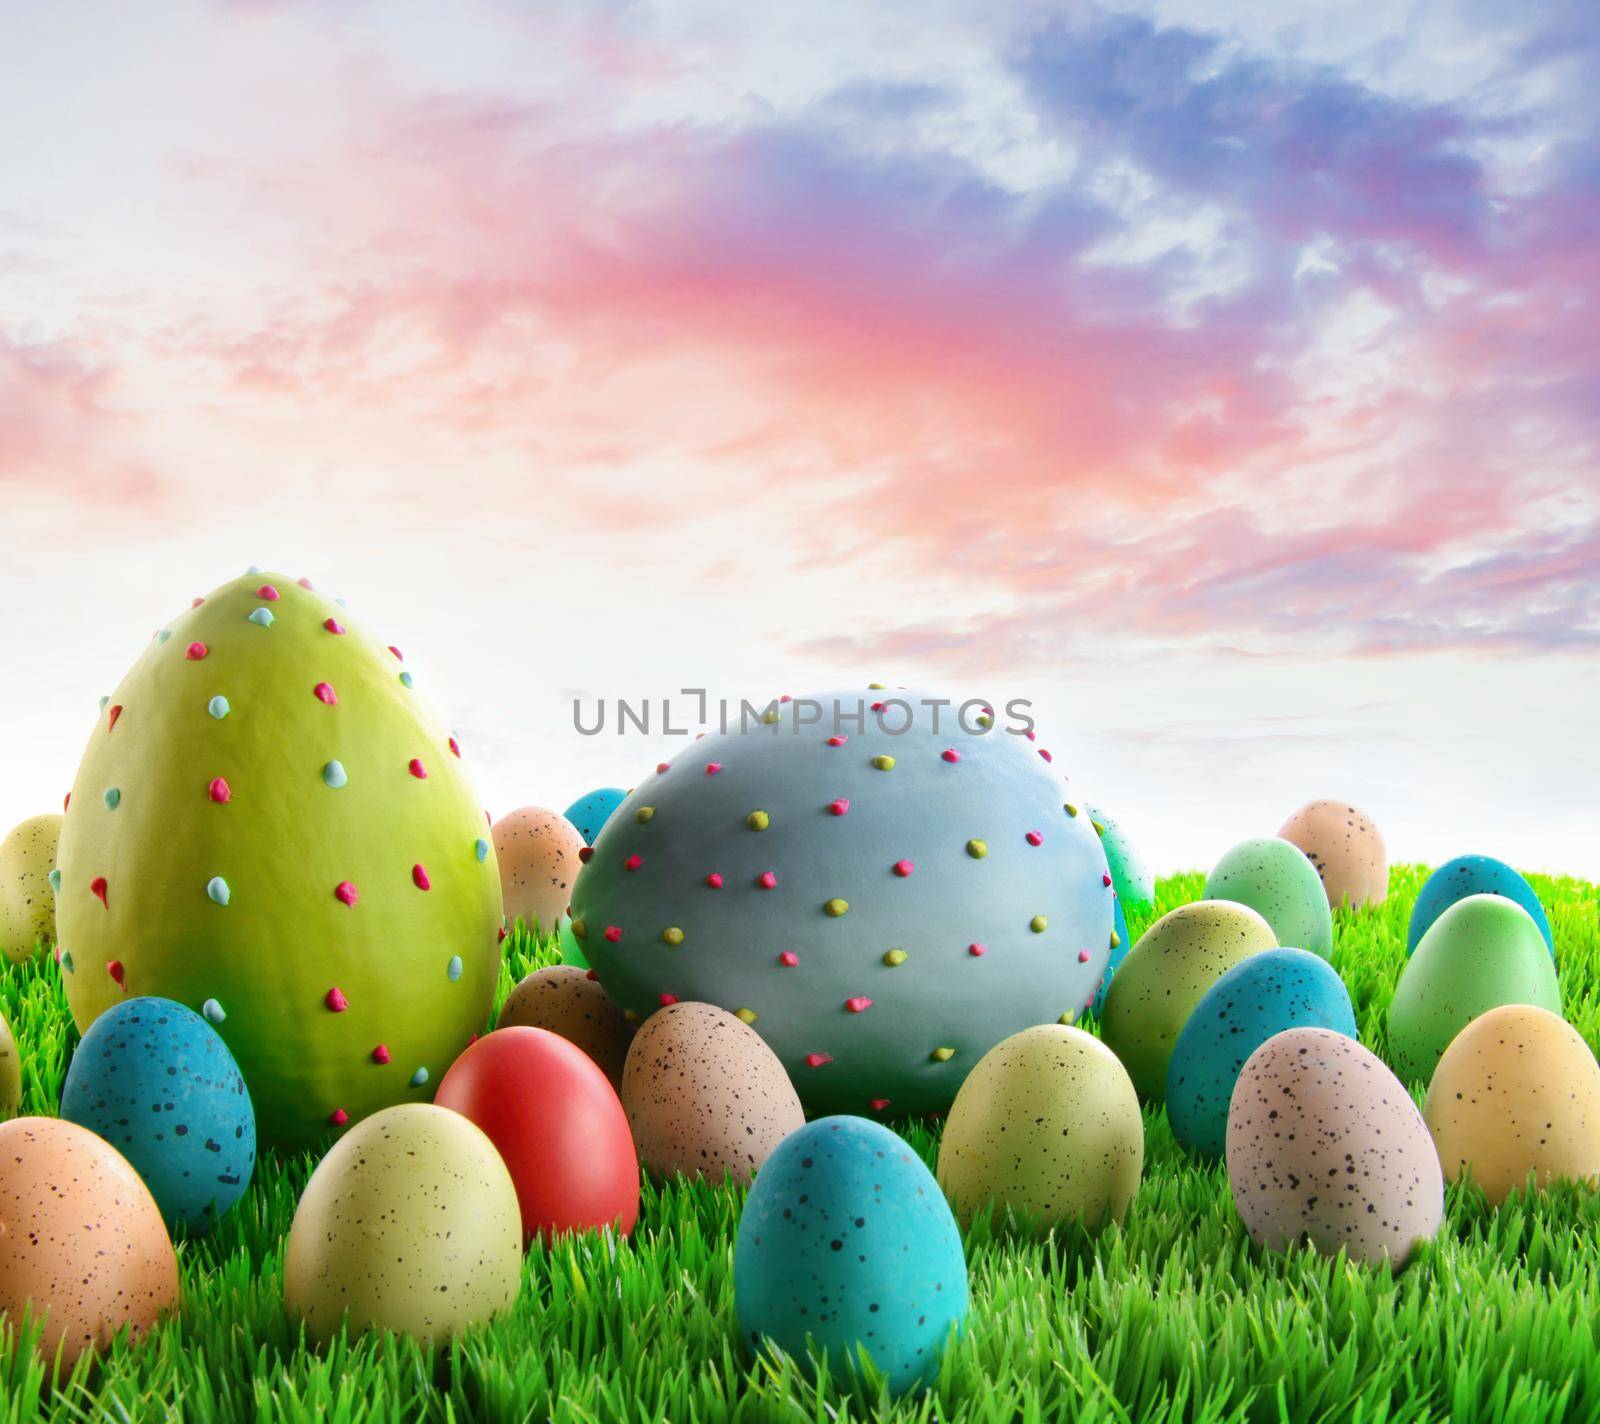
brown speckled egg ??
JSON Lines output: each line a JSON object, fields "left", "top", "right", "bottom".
{"left": 0, "top": 814, "right": 62, "bottom": 963}
{"left": 492, "top": 806, "right": 587, "bottom": 933}
{"left": 1101, "top": 900, "right": 1277, "bottom": 1103}
{"left": 0, "top": 1011, "right": 19, "bottom": 1119}
{"left": 1277, "top": 800, "right": 1387, "bottom": 908}
{"left": 936, "top": 1024, "right": 1142, "bottom": 1233}
{"left": 620, "top": 1001, "right": 803, "bottom": 1185}
{"left": 1424, "top": 1003, "right": 1600, "bottom": 1206}
{"left": 497, "top": 965, "right": 635, "bottom": 1089}
{"left": 0, "top": 1116, "right": 179, "bottom": 1363}
{"left": 1227, "top": 1027, "right": 1442, "bottom": 1267}
{"left": 282, "top": 1103, "right": 521, "bottom": 1344}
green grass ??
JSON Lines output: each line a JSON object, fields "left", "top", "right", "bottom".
{"left": 3, "top": 866, "right": 1598, "bottom": 1423}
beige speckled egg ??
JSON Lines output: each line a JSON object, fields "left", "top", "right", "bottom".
{"left": 0, "top": 1011, "right": 19, "bottom": 1119}
{"left": 1424, "top": 1003, "right": 1600, "bottom": 1206}
{"left": 1101, "top": 900, "right": 1277, "bottom": 1103}
{"left": 497, "top": 965, "right": 635, "bottom": 1089}
{"left": 1227, "top": 1028, "right": 1442, "bottom": 1267}
{"left": 283, "top": 1103, "right": 522, "bottom": 1344}
{"left": 620, "top": 1001, "right": 803, "bottom": 1185}
{"left": 936, "top": 1024, "right": 1142, "bottom": 1233}
{"left": 0, "top": 1116, "right": 179, "bottom": 1363}
{"left": 0, "top": 814, "right": 62, "bottom": 963}
{"left": 1277, "top": 800, "right": 1387, "bottom": 908}
{"left": 492, "top": 806, "right": 587, "bottom": 934}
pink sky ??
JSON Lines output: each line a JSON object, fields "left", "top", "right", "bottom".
{"left": 1, "top": 1, "right": 1596, "bottom": 873}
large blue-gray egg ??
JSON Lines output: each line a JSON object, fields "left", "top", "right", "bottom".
{"left": 734, "top": 1116, "right": 967, "bottom": 1394}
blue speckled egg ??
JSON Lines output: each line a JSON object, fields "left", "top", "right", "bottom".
{"left": 1408, "top": 855, "right": 1552, "bottom": 957}
{"left": 562, "top": 787, "right": 627, "bottom": 845}
{"left": 734, "top": 1116, "right": 967, "bottom": 1394}
{"left": 60, "top": 996, "right": 255, "bottom": 1234}
{"left": 1088, "top": 894, "right": 1131, "bottom": 1020}
{"left": 1165, "top": 949, "right": 1357, "bottom": 1160}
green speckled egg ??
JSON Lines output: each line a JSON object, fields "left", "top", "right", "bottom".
{"left": 1204, "top": 837, "right": 1332, "bottom": 960}
{"left": 283, "top": 1103, "right": 521, "bottom": 1344}
{"left": 936, "top": 1024, "right": 1142, "bottom": 1232}
{"left": 0, "top": 1009, "right": 20, "bottom": 1118}
{"left": 1388, "top": 894, "right": 1560, "bottom": 1085}
{"left": 0, "top": 814, "right": 62, "bottom": 962}
{"left": 1085, "top": 803, "right": 1153, "bottom": 908}
{"left": 1101, "top": 900, "right": 1276, "bottom": 1102}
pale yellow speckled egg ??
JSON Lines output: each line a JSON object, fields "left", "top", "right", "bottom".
{"left": 0, "top": 814, "right": 62, "bottom": 963}
{"left": 283, "top": 1104, "right": 522, "bottom": 1344}
{"left": 620, "top": 1001, "right": 803, "bottom": 1185}
{"left": 936, "top": 1024, "right": 1142, "bottom": 1233}
{"left": 497, "top": 964, "right": 635, "bottom": 1089}
{"left": 1424, "top": 1003, "right": 1600, "bottom": 1206}
{"left": 491, "top": 806, "right": 587, "bottom": 933}
{"left": 0, "top": 1010, "right": 19, "bottom": 1119}
{"left": 1101, "top": 900, "right": 1277, "bottom": 1102}
{"left": 1277, "top": 800, "right": 1387, "bottom": 908}
{"left": 1227, "top": 1028, "right": 1442, "bottom": 1267}
{"left": 0, "top": 1116, "right": 179, "bottom": 1363}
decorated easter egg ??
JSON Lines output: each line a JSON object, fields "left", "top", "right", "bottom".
{"left": 496, "top": 965, "right": 635, "bottom": 1088}
{"left": 1204, "top": 838, "right": 1333, "bottom": 960}
{"left": 1277, "top": 800, "right": 1387, "bottom": 908}
{"left": 564, "top": 787, "right": 627, "bottom": 845}
{"left": 1227, "top": 1028, "right": 1442, "bottom": 1267}
{"left": 492, "top": 806, "right": 586, "bottom": 933}
{"left": 0, "top": 1116, "right": 179, "bottom": 1363}
{"left": 0, "top": 813, "right": 61, "bottom": 962}
{"left": 434, "top": 1026, "right": 639, "bottom": 1241}
{"left": 574, "top": 689, "right": 1114, "bottom": 1117}
{"left": 1101, "top": 901, "right": 1276, "bottom": 1103}
{"left": 0, "top": 1009, "right": 20, "bottom": 1119}
{"left": 60, "top": 996, "right": 256, "bottom": 1234}
{"left": 283, "top": 1103, "right": 520, "bottom": 1344}
{"left": 1085, "top": 803, "right": 1153, "bottom": 908}
{"left": 621, "top": 1001, "right": 804, "bottom": 1185}
{"left": 1408, "top": 855, "right": 1552, "bottom": 957}
{"left": 1424, "top": 1003, "right": 1600, "bottom": 1205}
{"left": 936, "top": 1024, "right": 1141, "bottom": 1232}
{"left": 54, "top": 571, "right": 503, "bottom": 1151}
{"left": 1388, "top": 894, "right": 1560, "bottom": 1084}
{"left": 1166, "top": 949, "right": 1357, "bottom": 1160}
{"left": 735, "top": 1116, "right": 967, "bottom": 1394}
{"left": 1087, "top": 894, "right": 1131, "bottom": 1020}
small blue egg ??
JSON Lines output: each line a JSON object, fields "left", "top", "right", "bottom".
{"left": 734, "top": 1116, "right": 967, "bottom": 1394}
{"left": 1166, "top": 949, "right": 1357, "bottom": 1160}
{"left": 563, "top": 787, "right": 627, "bottom": 845}
{"left": 1408, "top": 855, "right": 1552, "bottom": 957}
{"left": 1088, "top": 894, "right": 1131, "bottom": 1020}
{"left": 60, "top": 996, "right": 256, "bottom": 1234}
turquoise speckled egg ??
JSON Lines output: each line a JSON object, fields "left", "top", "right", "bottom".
{"left": 1086, "top": 804, "right": 1153, "bottom": 908}
{"left": 60, "top": 996, "right": 255, "bottom": 1234}
{"left": 734, "top": 1116, "right": 967, "bottom": 1394}
{"left": 1088, "top": 894, "right": 1131, "bottom": 1020}
{"left": 1407, "top": 855, "right": 1552, "bottom": 957}
{"left": 1166, "top": 949, "right": 1357, "bottom": 1159}
{"left": 1204, "top": 837, "right": 1333, "bottom": 960}
{"left": 562, "top": 787, "right": 627, "bottom": 845}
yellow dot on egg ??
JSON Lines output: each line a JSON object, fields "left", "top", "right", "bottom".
{"left": 868, "top": 682, "right": 887, "bottom": 690}
{"left": 872, "top": 755, "right": 895, "bottom": 771}
{"left": 747, "top": 810, "right": 770, "bottom": 831}
{"left": 662, "top": 927, "right": 684, "bottom": 946}
{"left": 623, "top": 1009, "right": 641, "bottom": 1024}
{"left": 762, "top": 708, "right": 780, "bottom": 724}
{"left": 883, "top": 948, "right": 908, "bottom": 966}
{"left": 1110, "top": 929, "right": 1121, "bottom": 949}
{"left": 931, "top": 1046, "right": 955, "bottom": 1062}
{"left": 636, "top": 806, "right": 655, "bottom": 823}
{"left": 1058, "top": 1013, "right": 1074, "bottom": 1025}
{"left": 1030, "top": 915, "right": 1048, "bottom": 933}
{"left": 571, "top": 918, "right": 587, "bottom": 940}
{"left": 1091, "top": 819, "right": 1107, "bottom": 836}
{"left": 966, "top": 839, "right": 988, "bottom": 860}
{"left": 824, "top": 898, "right": 849, "bottom": 918}
{"left": 1063, "top": 802, "right": 1079, "bottom": 818}
{"left": 735, "top": 1007, "right": 758, "bottom": 1025}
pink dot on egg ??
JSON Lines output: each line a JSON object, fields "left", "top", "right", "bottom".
{"left": 412, "top": 864, "right": 431, "bottom": 890}
{"left": 209, "top": 777, "right": 231, "bottom": 804}
{"left": 657, "top": 762, "right": 670, "bottom": 774}
{"left": 1039, "top": 748, "right": 1053, "bottom": 763}
{"left": 829, "top": 798, "right": 850, "bottom": 817}
{"left": 778, "top": 951, "right": 798, "bottom": 966}
{"left": 705, "top": 762, "right": 723, "bottom": 776}
{"left": 804, "top": 1052, "right": 832, "bottom": 1068}
{"left": 941, "top": 748, "right": 961, "bottom": 763}
{"left": 1025, "top": 730, "right": 1036, "bottom": 741}
{"left": 585, "top": 969, "right": 598, "bottom": 981}
{"left": 969, "top": 942, "right": 987, "bottom": 957}
{"left": 256, "top": 584, "right": 280, "bottom": 601}
{"left": 334, "top": 881, "right": 359, "bottom": 907}
{"left": 758, "top": 871, "right": 777, "bottom": 890}
{"left": 297, "top": 578, "right": 314, "bottom": 590}
{"left": 705, "top": 872, "right": 724, "bottom": 888}
{"left": 1026, "top": 831, "right": 1043, "bottom": 846}
{"left": 324, "top": 618, "right": 345, "bottom": 635}
{"left": 409, "top": 758, "right": 428, "bottom": 779}
{"left": 578, "top": 847, "right": 594, "bottom": 864}
{"left": 870, "top": 1098, "right": 890, "bottom": 1112}
{"left": 892, "top": 859, "right": 914, "bottom": 877}
{"left": 108, "top": 704, "right": 122, "bottom": 731}
{"left": 91, "top": 876, "right": 109, "bottom": 908}
{"left": 624, "top": 854, "right": 643, "bottom": 872}
{"left": 826, "top": 735, "right": 847, "bottom": 746}
{"left": 1078, "top": 949, "right": 1091, "bottom": 962}
{"left": 844, "top": 996, "right": 873, "bottom": 1013}
{"left": 313, "top": 682, "right": 337, "bottom": 706}
{"left": 325, "top": 986, "right": 349, "bottom": 1012}
{"left": 604, "top": 925, "right": 623, "bottom": 942}
{"left": 1103, "top": 873, "right": 1113, "bottom": 887}
{"left": 329, "top": 1108, "right": 349, "bottom": 1126}
{"left": 192, "top": 596, "right": 205, "bottom": 607}
{"left": 107, "top": 959, "right": 125, "bottom": 988}
{"left": 388, "top": 645, "right": 404, "bottom": 661}
{"left": 186, "top": 642, "right": 208, "bottom": 661}
{"left": 659, "top": 992, "right": 678, "bottom": 1006}
{"left": 371, "top": 1045, "right": 391, "bottom": 1064}
{"left": 449, "top": 737, "right": 461, "bottom": 757}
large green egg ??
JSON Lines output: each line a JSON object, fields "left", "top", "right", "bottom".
{"left": 1387, "top": 893, "right": 1559, "bottom": 1084}
{"left": 1101, "top": 900, "right": 1276, "bottom": 1102}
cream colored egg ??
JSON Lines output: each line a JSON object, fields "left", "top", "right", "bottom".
{"left": 0, "top": 814, "right": 62, "bottom": 963}
{"left": 0, "top": 1117, "right": 179, "bottom": 1363}
{"left": 283, "top": 1103, "right": 522, "bottom": 1344}
{"left": 492, "top": 807, "right": 586, "bottom": 933}
{"left": 620, "top": 1001, "right": 803, "bottom": 1185}
{"left": 936, "top": 1024, "right": 1142, "bottom": 1233}
{"left": 1425, "top": 1003, "right": 1600, "bottom": 1206}
{"left": 1277, "top": 800, "right": 1387, "bottom": 908}
{"left": 497, "top": 964, "right": 635, "bottom": 1088}
{"left": 1227, "top": 1028, "right": 1442, "bottom": 1267}
{"left": 0, "top": 1010, "right": 19, "bottom": 1119}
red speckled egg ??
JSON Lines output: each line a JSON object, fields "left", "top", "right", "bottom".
{"left": 434, "top": 1026, "right": 639, "bottom": 1242}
